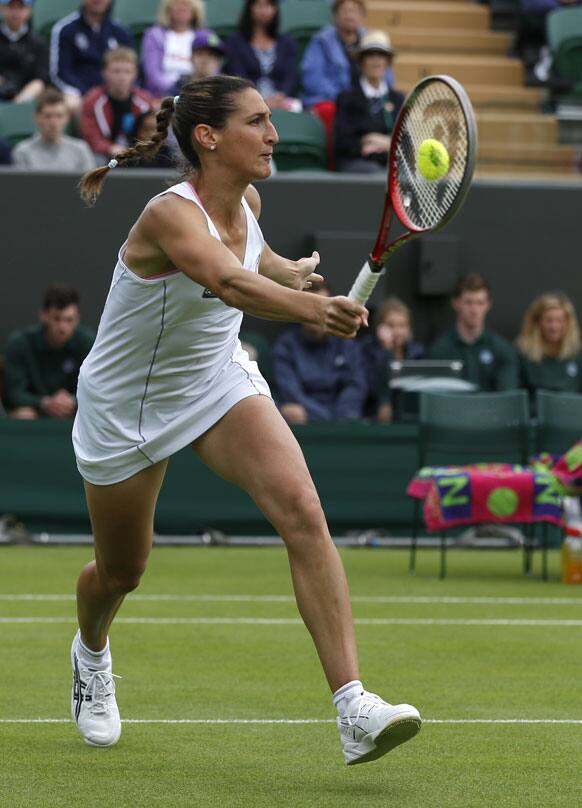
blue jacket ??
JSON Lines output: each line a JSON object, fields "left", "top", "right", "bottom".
{"left": 50, "top": 7, "right": 132, "bottom": 96}
{"left": 224, "top": 31, "right": 297, "bottom": 96}
{"left": 300, "top": 25, "right": 394, "bottom": 109}
{"left": 273, "top": 326, "right": 367, "bottom": 422}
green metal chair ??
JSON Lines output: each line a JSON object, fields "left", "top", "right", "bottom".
{"left": 32, "top": 0, "right": 79, "bottom": 40}
{"left": 206, "top": 0, "right": 245, "bottom": 39}
{"left": 113, "top": 0, "right": 160, "bottom": 49}
{"left": 410, "top": 390, "right": 530, "bottom": 579}
{"left": 280, "top": 0, "right": 331, "bottom": 64}
{"left": 0, "top": 102, "right": 36, "bottom": 146}
{"left": 547, "top": 6, "right": 582, "bottom": 97}
{"left": 270, "top": 109, "right": 327, "bottom": 171}
{"left": 536, "top": 389, "right": 582, "bottom": 455}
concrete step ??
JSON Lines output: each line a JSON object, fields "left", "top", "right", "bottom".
{"left": 391, "top": 27, "right": 511, "bottom": 56}
{"left": 396, "top": 53, "right": 523, "bottom": 87}
{"left": 476, "top": 112, "right": 559, "bottom": 145}
{"left": 478, "top": 141, "right": 577, "bottom": 169}
{"left": 368, "top": 1, "right": 490, "bottom": 31}
{"left": 461, "top": 84, "right": 543, "bottom": 112}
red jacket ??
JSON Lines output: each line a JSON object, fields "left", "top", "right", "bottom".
{"left": 80, "top": 85, "right": 156, "bottom": 156}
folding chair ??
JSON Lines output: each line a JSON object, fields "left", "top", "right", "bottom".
{"left": 547, "top": 6, "right": 582, "bottom": 97}
{"left": 32, "top": 0, "right": 78, "bottom": 40}
{"left": 410, "top": 390, "right": 530, "bottom": 579}
{"left": 270, "top": 109, "right": 327, "bottom": 170}
{"left": 206, "top": 0, "right": 245, "bottom": 39}
{"left": 0, "top": 102, "right": 36, "bottom": 146}
{"left": 113, "top": 0, "right": 160, "bottom": 49}
{"left": 280, "top": 0, "right": 332, "bottom": 63}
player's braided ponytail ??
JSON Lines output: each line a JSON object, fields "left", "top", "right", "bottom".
{"left": 79, "top": 96, "right": 176, "bottom": 206}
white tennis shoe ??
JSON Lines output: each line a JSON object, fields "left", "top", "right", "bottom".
{"left": 71, "top": 634, "right": 121, "bottom": 747}
{"left": 338, "top": 691, "right": 421, "bottom": 765}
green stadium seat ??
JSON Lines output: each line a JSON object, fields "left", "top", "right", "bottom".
{"left": 280, "top": 0, "right": 331, "bottom": 61}
{"left": 547, "top": 6, "right": 582, "bottom": 96}
{"left": 535, "top": 389, "right": 582, "bottom": 455}
{"left": 270, "top": 109, "right": 327, "bottom": 171}
{"left": 206, "top": 0, "right": 245, "bottom": 39}
{"left": 32, "top": 0, "right": 78, "bottom": 40}
{"left": 113, "top": 0, "right": 160, "bottom": 44}
{"left": 409, "top": 390, "right": 530, "bottom": 578}
{"left": 0, "top": 101, "right": 36, "bottom": 146}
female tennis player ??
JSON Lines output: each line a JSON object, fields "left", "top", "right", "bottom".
{"left": 72, "top": 75, "right": 421, "bottom": 764}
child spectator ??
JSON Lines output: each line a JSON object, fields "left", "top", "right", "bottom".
{"left": 223, "top": 0, "right": 300, "bottom": 111}
{"left": 334, "top": 30, "right": 403, "bottom": 173}
{"left": 272, "top": 284, "right": 367, "bottom": 423}
{"left": 2, "top": 284, "right": 94, "bottom": 419}
{"left": 125, "top": 110, "right": 174, "bottom": 168}
{"left": 516, "top": 292, "right": 582, "bottom": 396}
{"left": 12, "top": 88, "right": 95, "bottom": 170}
{"left": 81, "top": 48, "right": 156, "bottom": 162}
{"left": 50, "top": 0, "right": 132, "bottom": 115}
{"left": 361, "top": 296, "right": 425, "bottom": 422}
{"left": 174, "top": 29, "right": 225, "bottom": 89}
{"left": 429, "top": 273, "right": 519, "bottom": 391}
{"left": 141, "top": 0, "right": 205, "bottom": 98}
{"left": 0, "top": 0, "right": 48, "bottom": 102}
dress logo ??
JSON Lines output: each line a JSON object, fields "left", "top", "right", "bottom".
{"left": 202, "top": 288, "right": 217, "bottom": 299}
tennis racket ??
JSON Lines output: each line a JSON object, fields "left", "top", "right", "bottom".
{"left": 348, "top": 75, "right": 477, "bottom": 305}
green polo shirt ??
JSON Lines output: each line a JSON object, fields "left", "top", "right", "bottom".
{"left": 3, "top": 324, "right": 94, "bottom": 413}
{"left": 519, "top": 351, "right": 582, "bottom": 395}
{"left": 428, "top": 327, "right": 519, "bottom": 391}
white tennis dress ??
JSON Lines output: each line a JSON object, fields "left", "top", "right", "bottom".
{"left": 72, "top": 180, "right": 271, "bottom": 485}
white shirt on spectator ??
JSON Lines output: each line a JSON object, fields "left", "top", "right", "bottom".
{"left": 162, "top": 30, "right": 194, "bottom": 85}
{"left": 12, "top": 134, "right": 96, "bottom": 172}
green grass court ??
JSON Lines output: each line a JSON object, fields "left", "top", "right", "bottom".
{"left": 2, "top": 545, "right": 582, "bottom": 807}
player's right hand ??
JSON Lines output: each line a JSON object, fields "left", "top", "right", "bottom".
{"left": 321, "top": 296, "right": 368, "bottom": 338}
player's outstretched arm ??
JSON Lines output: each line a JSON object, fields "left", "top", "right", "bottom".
{"left": 142, "top": 195, "right": 367, "bottom": 337}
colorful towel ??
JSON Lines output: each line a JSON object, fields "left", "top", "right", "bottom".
{"left": 407, "top": 463, "right": 563, "bottom": 532}
{"left": 536, "top": 441, "right": 582, "bottom": 495}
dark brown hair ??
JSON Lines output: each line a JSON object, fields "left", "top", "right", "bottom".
{"left": 78, "top": 75, "right": 254, "bottom": 206}
{"left": 35, "top": 88, "right": 66, "bottom": 113}
{"left": 42, "top": 283, "right": 79, "bottom": 311}
{"left": 453, "top": 273, "right": 491, "bottom": 299}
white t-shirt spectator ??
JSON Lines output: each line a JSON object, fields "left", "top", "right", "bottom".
{"left": 13, "top": 134, "right": 95, "bottom": 171}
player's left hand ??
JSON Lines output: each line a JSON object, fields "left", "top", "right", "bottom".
{"left": 291, "top": 251, "right": 324, "bottom": 291}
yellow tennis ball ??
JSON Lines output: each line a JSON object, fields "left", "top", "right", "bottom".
{"left": 417, "top": 139, "right": 450, "bottom": 181}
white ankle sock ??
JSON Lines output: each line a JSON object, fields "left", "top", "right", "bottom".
{"left": 333, "top": 680, "right": 364, "bottom": 716}
{"left": 76, "top": 630, "right": 111, "bottom": 670}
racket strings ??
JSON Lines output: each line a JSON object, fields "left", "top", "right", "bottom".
{"left": 392, "top": 81, "right": 471, "bottom": 231}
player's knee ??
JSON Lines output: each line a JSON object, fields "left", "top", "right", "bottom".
{"left": 282, "top": 486, "right": 325, "bottom": 537}
{"left": 100, "top": 562, "right": 146, "bottom": 595}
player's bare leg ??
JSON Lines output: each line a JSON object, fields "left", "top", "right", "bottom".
{"left": 72, "top": 460, "right": 168, "bottom": 746}
{"left": 193, "top": 395, "right": 359, "bottom": 691}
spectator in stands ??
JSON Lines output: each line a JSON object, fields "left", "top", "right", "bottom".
{"left": 517, "top": 1, "right": 582, "bottom": 84}
{"left": 50, "top": 0, "right": 132, "bottom": 115}
{"left": 429, "top": 273, "right": 519, "bottom": 391}
{"left": 516, "top": 291, "right": 582, "bottom": 396}
{"left": 224, "top": 0, "right": 300, "bottom": 111}
{"left": 2, "top": 284, "right": 94, "bottom": 420}
{"left": 361, "top": 296, "right": 425, "bottom": 422}
{"left": 12, "top": 88, "right": 95, "bottom": 170}
{"left": 81, "top": 48, "right": 156, "bottom": 162}
{"left": 0, "top": 134, "right": 11, "bottom": 163}
{"left": 174, "top": 29, "right": 225, "bottom": 89}
{"left": 125, "top": 110, "right": 174, "bottom": 168}
{"left": 334, "top": 30, "right": 403, "bottom": 173}
{"left": 272, "top": 283, "right": 367, "bottom": 423}
{"left": 0, "top": 0, "right": 48, "bottom": 102}
{"left": 141, "top": 0, "right": 204, "bottom": 98}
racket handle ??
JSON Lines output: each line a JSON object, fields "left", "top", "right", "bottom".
{"left": 348, "top": 260, "right": 385, "bottom": 305}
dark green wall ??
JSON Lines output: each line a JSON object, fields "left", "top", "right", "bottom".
{"left": 1, "top": 169, "right": 581, "bottom": 350}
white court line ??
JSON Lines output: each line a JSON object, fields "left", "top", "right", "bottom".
{"left": 1, "top": 718, "right": 581, "bottom": 725}
{"left": 2, "top": 617, "right": 582, "bottom": 626}
{"left": 3, "top": 594, "right": 582, "bottom": 605}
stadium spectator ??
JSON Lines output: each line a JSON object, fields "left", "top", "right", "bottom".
{"left": 334, "top": 30, "right": 402, "bottom": 173}
{"left": 516, "top": 291, "right": 582, "bottom": 396}
{"left": 272, "top": 283, "right": 367, "bottom": 423}
{"left": 125, "top": 110, "right": 174, "bottom": 168}
{"left": 0, "top": 0, "right": 48, "bottom": 102}
{"left": 2, "top": 284, "right": 94, "bottom": 419}
{"left": 141, "top": 0, "right": 204, "bottom": 98}
{"left": 80, "top": 48, "right": 156, "bottom": 162}
{"left": 429, "top": 273, "right": 519, "bottom": 391}
{"left": 223, "top": 0, "right": 300, "bottom": 111}
{"left": 0, "top": 134, "right": 11, "bottom": 163}
{"left": 12, "top": 88, "right": 95, "bottom": 171}
{"left": 50, "top": 0, "right": 132, "bottom": 115}
{"left": 516, "top": 0, "right": 582, "bottom": 84}
{"left": 174, "top": 29, "right": 225, "bottom": 89}
{"left": 361, "top": 296, "right": 425, "bottom": 422}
